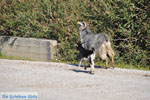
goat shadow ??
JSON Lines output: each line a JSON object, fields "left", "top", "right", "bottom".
{"left": 69, "top": 64, "right": 107, "bottom": 74}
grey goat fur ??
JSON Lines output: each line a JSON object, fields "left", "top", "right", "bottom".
{"left": 77, "top": 21, "right": 115, "bottom": 71}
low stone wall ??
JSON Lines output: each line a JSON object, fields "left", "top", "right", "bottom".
{"left": 0, "top": 36, "right": 57, "bottom": 61}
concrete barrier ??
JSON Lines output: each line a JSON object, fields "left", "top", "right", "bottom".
{"left": 0, "top": 36, "right": 57, "bottom": 61}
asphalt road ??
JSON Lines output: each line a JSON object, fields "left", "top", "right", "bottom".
{"left": 0, "top": 59, "right": 150, "bottom": 100}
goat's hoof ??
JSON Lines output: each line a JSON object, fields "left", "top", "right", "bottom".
{"left": 90, "top": 71, "right": 94, "bottom": 75}
{"left": 77, "top": 68, "right": 80, "bottom": 72}
{"left": 84, "top": 67, "right": 87, "bottom": 70}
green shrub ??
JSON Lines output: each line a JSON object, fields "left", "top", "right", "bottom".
{"left": 0, "top": 0, "right": 149, "bottom": 68}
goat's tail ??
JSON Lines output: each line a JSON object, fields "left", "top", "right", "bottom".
{"left": 105, "top": 41, "right": 115, "bottom": 57}
{"left": 99, "top": 40, "right": 115, "bottom": 60}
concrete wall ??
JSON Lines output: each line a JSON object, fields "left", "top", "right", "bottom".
{"left": 0, "top": 36, "right": 57, "bottom": 61}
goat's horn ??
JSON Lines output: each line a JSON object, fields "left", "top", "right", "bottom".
{"left": 83, "top": 22, "right": 87, "bottom": 30}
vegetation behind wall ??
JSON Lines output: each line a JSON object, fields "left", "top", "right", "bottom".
{"left": 0, "top": 0, "right": 150, "bottom": 68}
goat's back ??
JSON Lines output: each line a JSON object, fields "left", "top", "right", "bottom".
{"left": 81, "top": 33, "right": 110, "bottom": 50}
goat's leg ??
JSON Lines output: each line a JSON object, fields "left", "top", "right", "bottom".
{"left": 89, "top": 57, "right": 95, "bottom": 74}
{"left": 108, "top": 52, "right": 115, "bottom": 68}
{"left": 82, "top": 60, "right": 87, "bottom": 70}
{"left": 84, "top": 64, "right": 87, "bottom": 70}
{"left": 78, "top": 59, "right": 83, "bottom": 71}
{"left": 105, "top": 57, "right": 109, "bottom": 69}
{"left": 111, "top": 56, "right": 115, "bottom": 68}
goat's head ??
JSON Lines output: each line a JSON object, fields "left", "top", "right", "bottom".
{"left": 75, "top": 43, "right": 83, "bottom": 50}
{"left": 77, "top": 21, "right": 87, "bottom": 31}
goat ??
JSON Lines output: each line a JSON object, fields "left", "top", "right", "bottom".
{"left": 77, "top": 21, "right": 115, "bottom": 70}
{"left": 76, "top": 43, "right": 95, "bottom": 74}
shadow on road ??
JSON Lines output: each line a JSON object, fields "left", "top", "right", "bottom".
{"left": 70, "top": 69, "right": 90, "bottom": 74}
{"left": 69, "top": 64, "right": 106, "bottom": 69}
{"left": 68, "top": 64, "right": 108, "bottom": 74}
